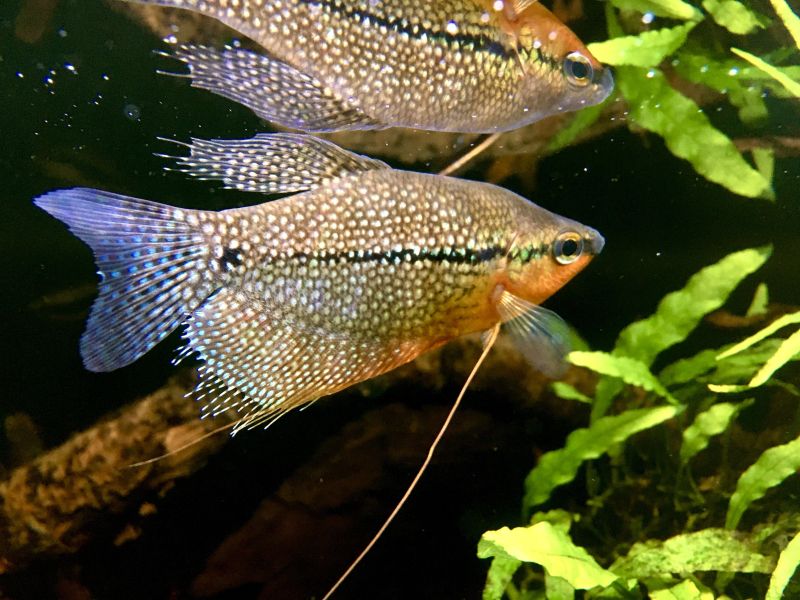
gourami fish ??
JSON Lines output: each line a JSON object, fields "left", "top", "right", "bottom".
{"left": 124, "top": 0, "right": 614, "bottom": 132}
{"left": 34, "top": 134, "right": 603, "bottom": 432}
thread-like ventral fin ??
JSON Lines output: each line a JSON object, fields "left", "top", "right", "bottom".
{"left": 184, "top": 288, "right": 425, "bottom": 433}
{"left": 496, "top": 291, "right": 571, "bottom": 378}
{"left": 166, "top": 44, "right": 386, "bottom": 132}
{"left": 165, "top": 133, "right": 390, "bottom": 194}
{"left": 34, "top": 188, "right": 214, "bottom": 372}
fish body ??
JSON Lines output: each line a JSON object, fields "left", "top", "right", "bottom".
{"left": 35, "top": 135, "right": 603, "bottom": 431}
{"left": 126, "top": 0, "right": 613, "bottom": 132}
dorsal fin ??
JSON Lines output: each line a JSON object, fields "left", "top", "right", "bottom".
{"left": 166, "top": 44, "right": 386, "bottom": 132}
{"left": 165, "top": 133, "right": 390, "bottom": 194}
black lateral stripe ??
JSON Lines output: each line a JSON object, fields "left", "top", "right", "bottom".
{"left": 300, "top": 0, "right": 514, "bottom": 59}
{"left": 289, "top": 245, "right": 505, "bottom": 265}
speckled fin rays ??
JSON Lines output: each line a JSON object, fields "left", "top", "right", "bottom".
{"left": 166, "top": 44, "right": 385, "bottom": 131}
{"left": 33, "top": 190, "right": 215, "bottom": 373}
{"left": 123, "top": 0, "right": 614, "bottom": 132}
{"left": 166, "top": 134, "right": 574, "bottom": 382}
{"left": 33, "top": 137, "right": 404, "bottom": 432}
{"left": 186, "top": 287, "right": 426, "bottom": 431}
{"left": 163, "top": 133, "right": 390, "bottom": 193}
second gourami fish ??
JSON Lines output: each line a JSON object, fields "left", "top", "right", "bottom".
{"left": 35, "top": 134, "right": 603, "bottom": 432}
{"left": 126, "top": 0, "right": 614, "bottom": 132}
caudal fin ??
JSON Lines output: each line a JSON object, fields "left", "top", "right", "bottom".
{"left": 34, "top": 188, "right": 214, "bottom": 372}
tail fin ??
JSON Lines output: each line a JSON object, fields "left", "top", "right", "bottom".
{"left": 34, "top": 188, "right": 214, "bottom": 372}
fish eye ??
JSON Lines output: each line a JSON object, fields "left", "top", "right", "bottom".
{"left": 563, "top": 52, "right": 593, "bottom": 87}
{"left": 553, "top": 231, "right": 584, "bottom": 264}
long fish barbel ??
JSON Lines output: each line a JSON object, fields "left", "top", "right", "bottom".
{"left": 122, "top": 0, "right": 614, "bottom": 132}
{"left": 34, "top": 133, "right": 604, "bottom": 433}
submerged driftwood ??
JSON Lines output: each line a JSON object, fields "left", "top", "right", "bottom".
{"left": 0, "top": 335, "right": 586, "bottom": 574}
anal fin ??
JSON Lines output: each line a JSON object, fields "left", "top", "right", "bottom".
{"left": 185, "top": 288, "right": 424, "bottom": 432}
{"left": 168, "top": 44, "right": 386, "bottom": 132}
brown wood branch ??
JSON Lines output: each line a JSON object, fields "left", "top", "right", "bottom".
{"left": 734, "top": 136, "right": 800, "bottom": 158}
{"left": 0, "top": 371, "right": 230, "bottom": 574}
{"left": 0, "top": 335, "right": 589, "bottom": 574}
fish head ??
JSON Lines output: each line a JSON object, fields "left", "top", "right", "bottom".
{"left": 501, "top": 2, "right": 614, "bottom": 124}
{"left": 504, "top": 211, "right": 605, "bottom": 305}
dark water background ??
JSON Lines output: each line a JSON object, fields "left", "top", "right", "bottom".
{"left": 1, "top": 0, "right": 799, "bottom": 598}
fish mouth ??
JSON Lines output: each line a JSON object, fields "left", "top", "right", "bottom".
{"left": 585, "top": 229, "right": 606, "bottom": 255}
{"left": 589, "top": 67, "right": 615, "bottom": 105}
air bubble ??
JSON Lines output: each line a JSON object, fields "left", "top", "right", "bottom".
{"left": 124, "top": 103, "right": 142, "bottom": 122}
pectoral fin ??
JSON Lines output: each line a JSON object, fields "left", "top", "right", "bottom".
{"left": 496, "top": 291, "right": 571, "bottom": 378}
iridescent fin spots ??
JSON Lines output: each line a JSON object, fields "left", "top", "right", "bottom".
{"left": 167, "top": 44, "right": 386, "bottom": 132}
{"left": 496, "top": 291, "right": 571, "bottom": 378}
{"left": 183, "top": 288, "right": 427, "bottom": 433}
{"left": 166, "top": 133, "right": 390, "bottom": 194}
{"left": 34, "top": 189, "right": 213, "bottom": 372}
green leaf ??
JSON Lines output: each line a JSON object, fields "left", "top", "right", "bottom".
{"left": 478, "top": 523, "right": 618, "bottom": 589}
{"left": 660, "top": 348, "right": 719, "bottom": 387}
{"left": 702, "top": 0, "right": 766, "bottom": 35}
{"left": 770, "top": 0, "right": 800, "bottom": 48}
{"left": 718, "top": 311, "right": 800, "bottom": 359}
{"left": 650, "top": 579, "right": 715, "bottom": 600}
{"left": 617, "top": 66, "right": 772, "bottom": 198}
{"left": 712, "top": 339, "right": 799, "bottom": 386}
{"left": 680, "top": 401, "right": 749, "bottom": 462}
{"left": 766, "top": 529, "right": 800, "bottom": 600}
{"left": 614, "top": 246, "right": 772, "bottom": 365}
{"left": 588, "top": 23, "right": 697, "bottom": 68}
{"left": 551, "top": 381, "right": 593, "bottom": 404}
{"left": 531, "top": 509, "right": 576, "bottom": 532}
{"left": 732, "top": 48, "right": 800, "bottom": 98}
{"left": 746, "top": 282, "right": 770, "bottom": 317}
{"left": 611, "top": 528, "right": 775, "bottom": 577}
{"left": 672, "top": 51, "right": 768, "bottom": 123}
{"left": 482, "top": 554, "right": 522, "bottom": 600}
{"left": 569, "top": 351, "right": 677, "bottom": 404}
{"left": 674, "top": 50, "right": 800, "bottom": 101}
{"left": 748, "top": 328, "right": 800, "bottom": 387}
{"left": 593, "top": 247, "right": 770, "bottom": 421}
{"left": 726, "top": 434, "right": 800, "bottom": 529}
{"left": 610, "top": 0, "right": 702, "bottom": 21}
{"left": 751, "top": 149, "right": 777, "bottom": 200}
{"left": 523, "top": 406, "right": 681, "bottom": 510}
{"left": 545, "top": 574, "right": 575, "bottom": 600}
